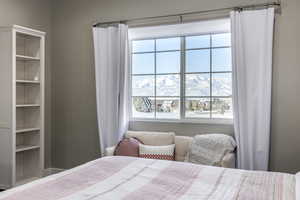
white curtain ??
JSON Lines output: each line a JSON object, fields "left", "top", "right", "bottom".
{"left": 93, "top": 24, "right": 129, "bottom": 156}
{"left": 231, "top": 8, "right": 275, "bottom": 170}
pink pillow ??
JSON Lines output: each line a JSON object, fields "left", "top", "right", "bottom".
{"left": 114, "top": 137, "right": 143, "bottom": 157}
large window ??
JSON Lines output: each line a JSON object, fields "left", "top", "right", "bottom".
{"left": 131, "top": 33, "right": 232, "bottom": 121}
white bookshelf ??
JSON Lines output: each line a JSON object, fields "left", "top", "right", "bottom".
{"left": 0, "top": 25, "right": 45, "bottom": 188}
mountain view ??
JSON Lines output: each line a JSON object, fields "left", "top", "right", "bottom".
{"left": 132, "top": 73, "right": 232, "bottom": 97}
{"left": 131, "top": 34, "right": 233, "bottom": 119}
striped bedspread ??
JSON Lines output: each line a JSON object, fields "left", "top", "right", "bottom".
{"left": 0, "top": 156, "right": 297, "bottom": 200}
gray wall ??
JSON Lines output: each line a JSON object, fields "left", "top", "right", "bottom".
{"left": 0, "top": 0, "right": 52, "bottom": 168}
{"left": 51, "top": 0, "right": 300, "bottom": 173}
{"left": 269, "top": 0, "right": 300, "bottom": 173}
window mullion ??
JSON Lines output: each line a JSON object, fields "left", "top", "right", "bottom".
{"left": 209, "top": 34, "right": 213, "bottom": 119}
{"left": 154, "top": 39, "right": 157, "bottom": 119}
{"left": 180, "top": 36, "right": 185, "bottom": 120}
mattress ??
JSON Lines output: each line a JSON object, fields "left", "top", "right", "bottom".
{"left": 0, "top": 156, "right": 297, "bottom": 200}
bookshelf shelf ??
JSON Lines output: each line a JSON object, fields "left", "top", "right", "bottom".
{"left": 16, "top": 80, "right": 40, "bottom": 84}
{"left": 16, "top": 145, "right": 40, "bottom": 153}
{"left": 16, "top": 55, "right": 40, "bottom": 61}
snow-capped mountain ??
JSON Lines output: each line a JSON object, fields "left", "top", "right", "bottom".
{"left": 132, "top": 73, "right": 231, "bottom": 97}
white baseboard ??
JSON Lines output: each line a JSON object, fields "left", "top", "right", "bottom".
{"left": 43, "top": 168, "right": 65, "bottom": 177}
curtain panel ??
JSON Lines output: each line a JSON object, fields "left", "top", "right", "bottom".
{"left": 231, "top": 8, "right": 275, "bottom": 170}
{"left": 93, "top": 24, "right": 129, "bottom": 156}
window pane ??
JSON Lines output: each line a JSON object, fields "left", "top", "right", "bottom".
{"left": 156, "top": 98, "right": 180, "bottom": 119}
{"left": 186, "top": 35, "right": 210, "bottom": 49}
{"left": 212, "top": 98, "right": 233, "bottom": 119}
{"left": 132, "top": 53, "right": 154, "bottom": 74}
{"left": 156, "top": 75, "right": 180, "bottom": 96}
{"left": 156, "top": 37, "right": 180, "bottom": 51}
{"left": 212, "top": 73, "right": 232, "bottom": 96}
{"left": 185, "top": 98, "right": 210, "bottom": 118}
{"left": 212, "top": 48, "right": 232, "bottom": 72}
{"left": 132, "top": 97, "right": 154, "bottom": 118}
{"left": 156, "top": 52, "right": 180, "bottom": 74}
{"left": 185, "top": 74, "right": 210, "bottom": 96}
{"left": 132, "top": 40, "right": 154, "bottom": 52}
{"left": 132, "top": 75, "right": 154, "bottom": 96}
{"left": 186, "top": 50, "right": 210, "bottom": 72}
{"left": 212, "top": 33, "right": 231, "bottom": 47}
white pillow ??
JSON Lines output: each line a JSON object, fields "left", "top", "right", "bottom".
{"left": 139, "top": 144, "right": 175, "bottom": 161}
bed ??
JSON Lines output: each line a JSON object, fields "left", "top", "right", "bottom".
{"left": 0, "top": 156, "right": 298, "bottom": 200}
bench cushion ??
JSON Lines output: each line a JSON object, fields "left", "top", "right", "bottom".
{"left": 125, "top": 131, "right": 175, "bottom": 146}
{"left": 175, "top": 136, "right": 193, "bottom": 161}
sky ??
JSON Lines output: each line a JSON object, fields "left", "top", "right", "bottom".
{"left": 132, "top": 33, "right": 231, "bottom": 74}
{"left": 131, "top": 33, "right": 232, "bottom": 98}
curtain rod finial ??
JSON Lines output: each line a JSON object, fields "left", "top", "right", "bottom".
{"left": 233, "top": 7, "right": 243, "bottom": 12}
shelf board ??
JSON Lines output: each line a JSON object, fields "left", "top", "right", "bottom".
{"left": 16, "top": 177, "right": 40, "bottom": 186}
{"left": 16, "top": 128, "right": 40, "bottom": 134}
{"left": 16, "top": 104, "right": 40, "bottom": 108}
{"left": 16, "top": 80, "right": 40, "bottom": 84}
{"left": 16, "top": 145, "right": 40, "bottom": 153}
{"left": 16, "top": 55, "right": 40, "bottom": 61}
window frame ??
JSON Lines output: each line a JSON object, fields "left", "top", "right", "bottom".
{"left": 129, "top": 31, "right": 233, "bottom": 125}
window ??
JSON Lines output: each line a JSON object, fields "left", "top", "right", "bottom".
{"left": 131, "top": 32, "right": 232, "bottom": 121}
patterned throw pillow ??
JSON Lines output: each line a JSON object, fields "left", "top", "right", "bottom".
{"left": 139, "top": 144, "right": 175, "bottom": 160}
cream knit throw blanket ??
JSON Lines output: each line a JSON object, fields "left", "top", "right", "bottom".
{"left": 185, "top": 134, "right": 236, "bottom": 166}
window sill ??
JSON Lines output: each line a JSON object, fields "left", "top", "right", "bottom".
{"left": 130, "top": 118, "right": 233, "bottom": 125}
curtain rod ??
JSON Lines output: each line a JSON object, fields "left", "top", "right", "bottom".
{"left": 93, "top": 1, "right": 281, "bottom": 27}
